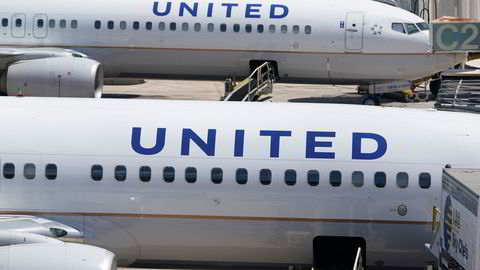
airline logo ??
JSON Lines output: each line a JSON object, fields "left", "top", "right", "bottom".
{"left": 153, "top": 2, "right": 290, "bottom": 19}
{"left": 131, "top": 128, "right": 388, "bottom": 160}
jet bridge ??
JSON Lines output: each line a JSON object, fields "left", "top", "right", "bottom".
{"left": 221, "top": 62, "right": 275, "bottom": 102}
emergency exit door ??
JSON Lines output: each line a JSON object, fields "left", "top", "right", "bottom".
{"left": 33, "top": 14, "right": 48, "bottom": 38}
{"left": 345, "top": 12, "right": 364, "bottom": 52}
{"left": 11, "top": 14, "right": 26, "bottom": 38}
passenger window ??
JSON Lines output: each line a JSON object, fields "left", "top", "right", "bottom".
{"left": 60, "top": 19, "right": 66, "bottom": 28}
{"left": 185, "top": 167, "right": 197, "bottom": 183}
{"left": 211, "top": 168, "right": 223, "bottom": 184}
{"left": 305, "top": 25, "right": 312, "bottom": 34}
{"left": 1, "top": 18, "right": 8, "bottom": 27}
{"left": 293, "top": 25, "right": 299, "bottom": 34}
{"left": 391, "top": 23, "right": 406, "bottom": 34}
{"left": 236, "top": 168, "right": 248, "bottom": 185}
{"left": 257, "top": 24, "right": 264, "bottom": 33}
{"left": 281, "top": 25, "right": 288, "bottom": 33}
{"left": 45, "top": 164, "right": 57, "bottom": 180}
{"left": 37, "top": 19, "right": 44, "bottom": 28}
{"left": 182, "top": 23, "right": 189, "bottom": 31}
{"left": 259, "top": 169, "right": 271, "bottom": 185}
{"left": 91, "top": 165, "right": 103, "bottom": 181}
{"left": 352, "top": 171, "right": 364, "bottom": 188}
{"left": 374, "top": 172, "right": 386, "bottom": 188}
{"left": 15, "top": 19, "right": 22, "bottom": 28}
{"left": 115, "top": 165, "right": 127, "bottom": 182}
{"left": 24, "top": 163, "right": 35, "bottom": 180}
{"left": 163, "top": 167, "right": 175, "bottom": 183}
{"left": 120, "top": 21, "right": 127, "bottom": 30}
{"left": 170, "top": 22, "right": 176, "bottom": 31}
{"left": 94, "top": 20, "right": 101, "bottom": 29}
{"left": 330, "top": 171, "right": 342, "bottom": 187}
{"left": 107, "top": 20, "right": 114, "bottom": 30}
{"left": 133, "top": 21, "right": 140, "bottom": 30}
{"left": 245, "top": 24, "right": 252, "bottom": 33}
{"left": 396, "top": 172, "right": 409, "bottom": 188}
{"left": 233, "top": 24, "right": 240, "bottom": 33}
{"left": 405, "top": 23, "right": 419, "bottom": 34}
{"left": 159, "top": 22, "right": 165, "bottom": 31}
{"left": 139, "top": 166, "right": 151, "bottom": 182}
{"left": 3, "top": 163, "right": 15, "bottom": 179}
{"left": 146, "top": 22, "right": 153, "bottom": 30}
{"left": 285, "top": 170, "right": 296, "bottom": 186}
{"left": 207, "top": 23, "right": 214, "bottom": 32}
{"left": 220, "top": 23, "right": 227, "bottom": 32}
{"left": 194, "top": 23, "right": 201, "bottom": 32}
{"left": 49, "top": 19, "right": 55, "bottom": 28}
{"left": 71, "top": 20, "right": 78, "bottom": 29}
{"left": 307, "top": 170, "right": 319, "bottom": 186}
{"left": 419, "top": 173, "right": 431, "bottom": 189}
{"left": 269, "top": 24, "right": 276, "bottom": 33}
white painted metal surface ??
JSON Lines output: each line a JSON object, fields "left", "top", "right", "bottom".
{"left": 0, "top": 97, "right": 476, "bottom": 268}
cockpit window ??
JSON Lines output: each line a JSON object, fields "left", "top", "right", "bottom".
{"left": 392, "top": 23, "right": 406, "bottom": 34}
{"left": 405, "top": 23, "right": 420, "bottom": 34}
{"left": 416, "top": 22, "right": 429, "bottom": 31}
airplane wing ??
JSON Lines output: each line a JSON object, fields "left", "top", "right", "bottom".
{"left": 0, "top": 49, "right": 24, "bottom": 58}
{"left": 0, "top": 215, "right": 116, "bottom": 270}
{"left": 0, "top": 47, "right": 88, "bottom": 61}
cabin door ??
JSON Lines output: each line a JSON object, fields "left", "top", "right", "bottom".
{"left": 345, "top": 12, "right": 364, "bottom": 52}
{"left": 33, "top": 14, "right": 48, "bottom": 39}
{"left": 11, "top": 14, "right": 26, "bottom": 38}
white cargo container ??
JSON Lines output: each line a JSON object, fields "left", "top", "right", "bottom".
{"left": 427, "top": 168, "right": 480, "bottom": 270}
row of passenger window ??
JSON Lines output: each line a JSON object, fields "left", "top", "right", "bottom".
{"left": 94, "top": 165, "right": 431, "bottom": 189}
{"left": 3, "top": 163, "right": 57, "bottom": 180}
{"left": 1, "top": 18, "right": 78, "bottom": 29}
{"left": 1, "top": 17, "right": 313, "bottom": 35}
{"left": 2, "top": 162, "right": 431, "bottom": 189}
{"left": 94, "top": 20, "right": 312, "bottom": 34}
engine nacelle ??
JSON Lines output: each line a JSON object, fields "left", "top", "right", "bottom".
{"left": 0, "top": 57, "right": 103, "bottom": 98}
{"left": 0, "top": 242, "right": 116, "bottom": 270}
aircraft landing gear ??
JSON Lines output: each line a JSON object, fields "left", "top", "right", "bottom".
{"left": 429, "top": 79, "right": 442, "bottom": 96}
{"left": 361, "top": 95, "right": 380, "bottom": 106}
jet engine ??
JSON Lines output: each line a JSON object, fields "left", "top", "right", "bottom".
{"left": 0, "top": 242, "right": 117, "bottom": 270}
{"left": 0, "top": 231, "right": 116, "bottom": 270}
{"left": 0, "top": 57, "right": 103, "bottom": 98}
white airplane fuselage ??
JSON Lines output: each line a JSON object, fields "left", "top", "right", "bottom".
{"left": 0, "top": 97, "right": 479, "bottom": 268}
{"left": 0, "top": 0, "right": 467, "bottom": 84}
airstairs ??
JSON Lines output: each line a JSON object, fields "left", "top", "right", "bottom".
{"left": 221, "top": 62, "right": 275, "bottom": 101}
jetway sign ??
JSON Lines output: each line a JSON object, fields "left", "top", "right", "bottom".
{"left": 431, "top": 22, "right": 480, "bottom": 52}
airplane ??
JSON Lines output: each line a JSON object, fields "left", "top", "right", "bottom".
{"left": 0, "top": 96, "right": 477, "bottom": 269}
{"left": 0, "top": 0, "right": 467, "bottom": 98}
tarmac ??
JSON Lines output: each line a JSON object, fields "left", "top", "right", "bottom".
{"left": 103, "top": 79, "right": 435, "bottom": 109}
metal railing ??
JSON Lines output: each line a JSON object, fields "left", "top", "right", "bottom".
{"left": 223, "top": 62, "right": 275, "bottom": 101}
{"left": 246, "top": 62, "right": 274, "bottom": 101}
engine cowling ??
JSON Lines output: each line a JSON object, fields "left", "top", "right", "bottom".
{"left": 0, "top": 242, "right": 116, "bottom": 270}
{"left": 0, "top": 57, "right": 103, "bottom": 98}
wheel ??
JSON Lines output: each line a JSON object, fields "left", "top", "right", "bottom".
{"left": 429, "top": 79, "right": 442, "bottom": 96}
{"left": 361, "top": 95, "right": 380, "bottom": 106}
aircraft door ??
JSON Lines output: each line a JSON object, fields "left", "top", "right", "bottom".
{"left": 11, "top": 14, "right": 26, "bottom": 38}
{"left": 33, "top": 14, "right": 48, "bottom": 38}
{"left": 345, "top": 12, "right": 364, "bottom": 52}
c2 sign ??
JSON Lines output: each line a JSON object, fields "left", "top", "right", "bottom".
{"left": 431, "top": 22, "right": 480, "bottom": 52}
